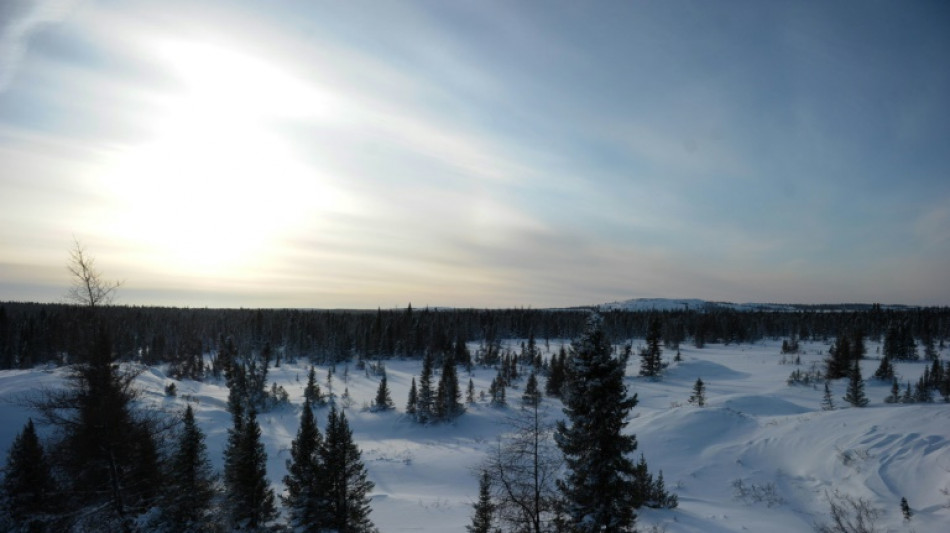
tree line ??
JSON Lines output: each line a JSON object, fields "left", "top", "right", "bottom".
{"left": 2, "top": 301, "right": 948, "bottom": 371}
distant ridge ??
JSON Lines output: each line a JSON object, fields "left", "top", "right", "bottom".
{"left": 597, "top": 298, "right": 919, "bottom": 312}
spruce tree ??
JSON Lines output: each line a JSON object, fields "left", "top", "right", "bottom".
{"left": 825, "top": 335, "right": 852, "bottom": 380}
{"left": 373, "top": 374, "right": 395, "bottom": 412}
{"left": 843, "top": 360, "right": 869, "bottom": 407}
{"left": 304, "top": 366, "right": 325, "bottom": 406}
{"left": 320, "top": 405, "right": 375, "bottom": 532}
{"left": 873, "top": 357, "right": 894, "bottom": 381}
{"left": 283, "top": 398, "right": 324, "bottom": 532}
{"left": 555, "top": 314, "right": 639, "bottom": 532}
{"left": 900, "top": 497, "right": 912, "bottom": 520}
{"left": 163, "top": 405, "right": 216, "bottom": 532}
{"left": 2, "top": 419, "right": 55, "bottom": 529}
{"left": 417, "top": 353, "right": 435, "bottom": 423}
{"left": 821, "top": 381, "right": 835, "bottom": 411}
{"left": 522, "top": 372, "right": 541, "bottom": 408}
{"left": 884, "top": 379, "right": 900, "bottom": 403}
{"left": 406, "top": 377, "right": 418, "bottom": 417}
{"left": 639, "top": 317, "right": 663, "bottom": 378}
{"left": 436, "top": 354, "right": 463, "bottom": 420}
{"left": 224, "top": 407, "right": 276, "bottom": 530}
{"left": 466, "top": 378, "right": 476, "bottom": 405}
{"left": 545, "top": 347, "right": 567, "bottom": 398}
{"left": 688, "top": 378, "right": 705, "bottom": 407}
{"left": 467, "top": 469, "right": 495, "bottom": 533}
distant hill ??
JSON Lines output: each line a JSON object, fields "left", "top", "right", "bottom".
{"left": 597, "top": 298, "right": 917, "bottom": 312}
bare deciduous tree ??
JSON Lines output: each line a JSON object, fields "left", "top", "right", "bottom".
{"left": 65, "top": 238, "right": 122, "bottom": 308}
{"left": 814, "top": 491, "right": 883, "bottom": 533}
{"left": 482, "top": 401, "right": 562, "bottom": 533}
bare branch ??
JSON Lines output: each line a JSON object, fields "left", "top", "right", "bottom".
{"left": 65, "top": 237, "right": 122, "bottom": 308}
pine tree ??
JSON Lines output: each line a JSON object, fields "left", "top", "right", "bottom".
{"left": 688, "top": 377, "right": 705, "bottom": 407}
{"left": 373, "top": 374, "right": 395, "bottom": 412}
{"left": 639, "top": 317, "right": 663, "bottom": 378}
{"left": 406, "top": 377, "right": 418, "bottom": 417}
{"left": 2, "top": 419, "right": 55, "bottom": 529}
{"left": 283, "top": 398, "right": 324, "bottom": 532}
{"left": 224, "top": 407, "right": 276, "bottom": 530}
{"left": 163, "top": 405, "right": 216, "bottom": 532}
{"left": 843, "top": 360, "right": 869, "bottom": 407}
{"left": 522, "top": 372, "right": 541, "bottom": 408}
{"left": 555, "top": 314, "right": 640, "bottom": 532}
{"left": 467, "top": 469, "right": 495, "bottom": 533}
{"left": 320, "top": 405, "right": 375, "bottom": 532}
{"left": 821, "top": 381, "right": 835, "bottom": 411}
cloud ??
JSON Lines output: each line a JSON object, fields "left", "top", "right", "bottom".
{"left": 0, "top": 0, "right": 77, "bottom": 93}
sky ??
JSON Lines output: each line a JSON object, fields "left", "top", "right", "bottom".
{"left": 1, "top": 0, "right": 948, "bottom": 309}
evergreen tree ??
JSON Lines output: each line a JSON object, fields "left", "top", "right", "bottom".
{"left": 821, "top": 381, "right": 835, "bottom": 411}
{"left": 162, "top": 405, "right": 216, "bottom": 532}
{"left": 417, "top": 353, "right": 435, "bottom": 423}
{"left": 283, "top": 398, "right": 324, "bottom": 532}
{"left": 884, "top": 379, "right": 901, "bottom": 404}
{"left": 39, "top": 325, "right": 161, "bottom": 525}
{"left": 320, "top": 405, "right": 375, "bottom": 532}
{"left": 688, "top": 378, "right": 706, "bottom": 407}
{"left": 406, "top": 377, "right": 418, "bottom": 417}
{"left": 900, "top": 497, "right": 912, "bottom": 520}
{"left": 2, "top": 419, "right": 55, "bottom": 530}
{"left": 436, "top": 354, "right": 463, "bottom": 420}
{"left": 843, "top": 360, "right": 869, "bottom": 407}
{"left": 555, "top": 315, "right": 640, "bottom": 532}
{"left": 545, "top": 347, "right": 567, "bottom": 398}
{"left": 373, "top": 374, "right": 395, "bottom": 412}
{"left": 522, "top": 372, "right": 541, "bottom": 408}
{"left": 640, "top": 317, "right": 663, "bottom": 378}
{"left": 489, "top": 375, "right": 507, "bottom": 407}
{"left": 304, "top": 366, "right": 325, "bottom": 406}
{"left": 224, "top": 407, "right": 276, "bottom": 530}
{"left": 467, "top": 469, "right": 495, "bottom": 533}
{"left": 466, "top": 378, "right": 476, "bottom": 405}
{"left": 873, "top": 357, "right": 894, "bottom": 381}
{"left": 825, "top": 335, "right": 852, "bottom": 380}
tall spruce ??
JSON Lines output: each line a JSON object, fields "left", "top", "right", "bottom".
{"left": 38, "top": 325, "right": 161, "bottom": 525}
{"left": 417, "top": 353, "right": 435, "bottom": 423}
{"left": 224, "top": 406, "right": 276, "bottom": 530}
{"left": 821, "top": 381, "right": 835, "bottom": 411}
{"left": 555, "top": 314, "right": 640, "bottom": 532}
{"left": 406, "top": 377, "right": 418, "bottom": 417}
{"left": 467, "top": 469, "right": 495, "bottom": 533}
{"left": 522, "top": 372, "right": 541, "bottom": 407}
{"left": 436, "top": 354, "right": 463, "bottom": 420}
{"left": 163, "top": 405, "right": 216, "bottom": 532}
{"left": 320, "top": 405, "right": 375, "bottom": 532}
{"left": 640, "top": 317, "right": 663, "bottom": 377}
{"left": 283, "top": 398, "right": 324, "bottom": 532}
{"left": 825, "top": 335, "right": 852, "bottom": 380}
{"left": 2, "top": 419, "right": 55, "bottom": 530}
{"left": 843, "top": 360, "right": 869, "bottom": 408}
{"left": 373, "top": 373, "right": 395, "bottom": 412}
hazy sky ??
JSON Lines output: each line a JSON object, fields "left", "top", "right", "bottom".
{"left": 1, "top": 0, "right": 948, "bottom": 308}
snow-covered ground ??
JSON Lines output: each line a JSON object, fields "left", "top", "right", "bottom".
{"left": 2, "top": 339, "right": 948, "bottom": 532}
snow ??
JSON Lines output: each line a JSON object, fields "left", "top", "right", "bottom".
{"left": 2, "top": 339, "right": 948, "bottom": 532}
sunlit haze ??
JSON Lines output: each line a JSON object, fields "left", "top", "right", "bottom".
{"left": 1, "top": 0, "right": 948, "bottom": 308}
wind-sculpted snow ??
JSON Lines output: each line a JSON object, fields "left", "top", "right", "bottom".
{"left": 1, "top": 339, "right": 948, "bottom": 531}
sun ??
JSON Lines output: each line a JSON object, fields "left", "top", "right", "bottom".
{"left": 98, "top": 39, "right": 344, "bottom": 279}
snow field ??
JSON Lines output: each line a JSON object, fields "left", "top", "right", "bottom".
{"left": 1, "top": 339, "right": 948, "bottom": 532}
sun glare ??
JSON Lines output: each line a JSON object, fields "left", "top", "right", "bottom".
{"left": 99, "top": 40, "right": 345, "bottom": 278}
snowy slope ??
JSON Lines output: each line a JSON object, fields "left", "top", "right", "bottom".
{"left": 1, "top": 340, "right": 948, "bottom": 532}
